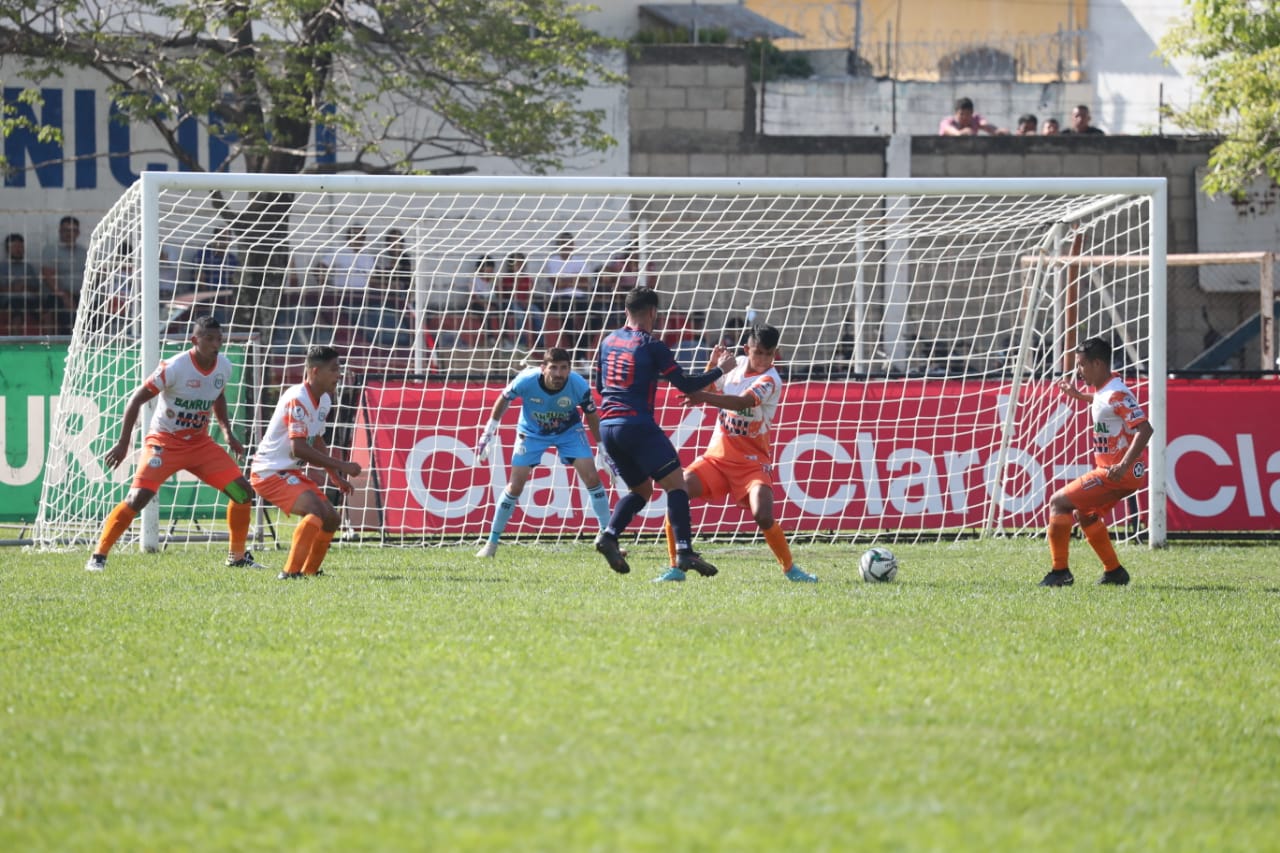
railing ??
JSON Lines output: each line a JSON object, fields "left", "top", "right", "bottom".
{"left": 843, "top": 28, "right": 1086, "bottom": 82}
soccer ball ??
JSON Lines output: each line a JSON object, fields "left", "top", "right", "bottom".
{"left": 859, "top": 547, "right": 898, "bottom": 582}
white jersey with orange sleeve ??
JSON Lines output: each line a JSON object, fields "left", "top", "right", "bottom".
{"left": 703, "top": 356, "right": 783, "bottom": 464}
{"left": 250, "top": 382, "right": 332, "bottom": 476}
{"left": 143, "top": 350, "right": 235, "bottom": 440}
{"left": 1090, "top": 375, "right": 1148, "bottom": 470}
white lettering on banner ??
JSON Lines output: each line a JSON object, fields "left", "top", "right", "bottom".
{"left": 1236, "top": 434, "right": 1264, "bottom": 517}
{"left": 519, "top": 454, "right": 576, "bottom": 520}
{"left": 405, "top": 435, "right": 484, "bottom": 518}
{"left": 44, "top": 394, "right": 126, "bottom": 486}
{"left": 1264, "top": 445, "right": 1274, "bottom": 512}
{"left": 1167, "top": 433, "right": 1280, "bottom": 518}
{"left": 1269, "top": 448, "right": 1280, "bottom": 514}
{"left": 486, "top": 439, "right": 509, "bottom": 504}
{"left": 984, "top": 448, "right": 1046, "bottom": 517}
{"left": 855, "top": 432, "right": 884, "bottom": 514}
{"left": 775, "top": 432, "right": 1052, "bottom": 519}
{"left": 777, "top": 434, "right": 855, "bottom": 516}
{"left": 0, "top": 397, "right": 44, "bottom": 486}
{"left": 1167, "top": 435, "right": 1237, "bottom": 517}
{"left": 886, "top": 447, "right": 944, "bottom": 514}
{"left": 943, "top": 449, "right": 983, "bottom": 513}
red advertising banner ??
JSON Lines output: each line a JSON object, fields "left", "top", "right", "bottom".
{"left": 1165, "top": 379, "right": 1279, "bottom": 531}
{"left": 349, "top": 378, "right": 1277, "bottom": 536}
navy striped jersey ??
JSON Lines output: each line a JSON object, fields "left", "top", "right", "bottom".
{"left": 595, "top": 325, "right": 723, "bottom": 423}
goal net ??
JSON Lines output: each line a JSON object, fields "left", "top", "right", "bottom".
{"left": 34, "top": 175, "right": 1167, "bottom": 551}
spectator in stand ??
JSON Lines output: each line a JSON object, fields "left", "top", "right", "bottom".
{"left": 1015, "top": 113, "right": 1038, "bottom": 135}
{"left": 40, "top": 215, "right": 87, "bottom": 331}
{"left": 1064, "top": 104, "right": 1106, "bottom": 135}
{"left": 542, "top": 231, "right": 594, "bottom": 357}
{"left": 594, "top": 242, "right": 644, "bottom": 332}
{"left": 1041, "top": 117, "right": 1061, "bottom": 135}
{"left": 1, "top": 233, "right": 54, "bottom": 334}
{"left": 461, "top": 255, "right": 502, "bottom": 347}
{"left": 317, "top": 227, "right": 378, "bottom": 291}
{"left": 672, "top": 311, "right": 717, "bottom": 371}
{"left": 938, "top": 97, "right": 1006, "bottom": 136}
{"left": 497, "top": 252, "right": 542, "bottom": 350}
{"left": 191, "top": 230, "right": 241, "bottom": 293}
{"left": 381, "top": 228, "right": 413, "bottom": 292}
{"left": 362, "top": 231, "right": 412, "bottom": 350}
{"left": 468, "top": 256, "right": 498, "bottom": 313}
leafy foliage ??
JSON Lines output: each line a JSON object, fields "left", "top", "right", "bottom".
{"left": 1160, "top": 0, "right": 1280, "bottom": 196}
{"left": 747, "top": 39, "right": 814, "bottom": 82}
{"left": 0, "top": 87, "right": 61, "bottom": 178}
{"left": 0, "top": 0, "right": 622, "bottom": 174}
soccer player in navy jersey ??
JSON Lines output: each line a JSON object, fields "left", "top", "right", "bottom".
{"left": 593, "top": 286, "right": 737, "bottom": 576}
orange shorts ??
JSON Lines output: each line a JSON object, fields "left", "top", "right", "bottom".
{"left": 133, "top": 433, "right": 242, "bottom": 493}
{"left": 686, "top": 454, "right": 773, "bottom": 508}
{"left": 250, "top": 469, "right": 324, "bottom": 516}
{"left": 1060, "top": 466, "right": 1141, "bottom": 518}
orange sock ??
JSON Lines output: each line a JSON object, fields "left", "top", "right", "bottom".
{"left": 1080, "top": 517, "right": 1121, "bottom": 571}
{"left": 761, "top": 524, "right": 794, "bottom": 571}
{"left": 664, "top": 519, "right": 678, "bottom": 568}
{"left": 302, "top": 529, "right": 335, "bottom": 575}
{"left": 227, "top": 501, "right": 251, "bottom": 557}
{"left": 95, "top": 502, "right": 137, "bottom": 556}
{"left": 283, "top": 515, "right": 323, "bottom": 576}
{"left": 1047, "top": 513, "right": 1073, "bottom": 570}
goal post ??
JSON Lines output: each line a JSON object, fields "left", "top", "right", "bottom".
{"left": 34, "top": 174, "right": 1168, "bottom": 551}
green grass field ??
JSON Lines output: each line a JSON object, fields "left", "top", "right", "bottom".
{"left": 3, "top": 538, "right": 1279, "bottom": 851}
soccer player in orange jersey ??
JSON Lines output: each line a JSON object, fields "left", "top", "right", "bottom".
{"left": 1039, "top": 337, "right": 1153, "bottom": 587}
{"left": 250, "top": 345, "right": 361, "bottom": 580}
{"left": 657, "top": 323, "right": 817, "bottom": 583}
{"left": 85, "top": 315, "right": 261, "bottom": 571}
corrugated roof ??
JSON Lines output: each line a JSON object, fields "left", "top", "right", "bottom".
{"left": 639, "top": 4, "right": 802, "bottom": 41}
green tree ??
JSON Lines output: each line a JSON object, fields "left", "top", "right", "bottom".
{"left": 1160, "top": 0, "right": 1280, "bottom": 196}
{"left": 1, "top": 0, "right": 621, "bottom": 325}
{"left": 1, "top": 0, "right": 620, "bottom": 176}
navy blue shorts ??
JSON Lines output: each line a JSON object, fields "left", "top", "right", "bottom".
{"left": 600, "top": 419, "right": 681, "bottom": 488}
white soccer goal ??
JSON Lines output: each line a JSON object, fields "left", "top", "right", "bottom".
{"left": 34, "top": 174, "right": 1167, "bottom": 551}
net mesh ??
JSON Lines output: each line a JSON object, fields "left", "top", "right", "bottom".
{"left": 34, "top": 179, "right": 1156, "bottom": 550}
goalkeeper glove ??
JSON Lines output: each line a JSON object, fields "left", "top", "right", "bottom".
{"left": 595, "top": 446, "right": 615, "bottom": 476}
{"left": 474, "top": 419, "right": 499, "bottom": 461}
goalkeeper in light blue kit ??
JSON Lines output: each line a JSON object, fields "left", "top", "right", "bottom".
{"left": 474, "top": 347, "right": 613, "bottom": 557}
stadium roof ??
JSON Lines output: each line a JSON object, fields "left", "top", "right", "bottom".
{"left": 639, "top": 4, "right": 801, "bottom": 41}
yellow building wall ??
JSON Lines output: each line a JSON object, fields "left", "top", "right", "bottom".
{"left": 747, "top": 0, "right": 1081, "bottom": 50}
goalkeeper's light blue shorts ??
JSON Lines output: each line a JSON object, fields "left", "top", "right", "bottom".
{"left": 511, "top": 427, "right": 592, "bottom": 468}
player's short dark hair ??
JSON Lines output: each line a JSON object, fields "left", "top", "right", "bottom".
{"left": 1076, "top": 336, "right": 1112, "bottom": 364}
{"left": 1018, "top": 113, "right": 1037, "bottom": 125}
{"left": 748, "top": 323, "right": 781, "bottom": 351}
{"left": 543, "top": 347, "right": 572, "bottom": 364}
{"left": 4, "top": 233, "right": 23, "bottom": 248}
{"left": 192, "top": 315, "right": 221, "bottom": 334}
{"left": 625, "top": 285, "right": 659, "bottom": 314}
{"left": 60, "top": 215, "right": 81, "bottom": 228}
{"left": 954, "top": 97, "right": 974, "bottom": 111}
{"left": 307, "top": 344, "right": 341, "bottom": 368}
